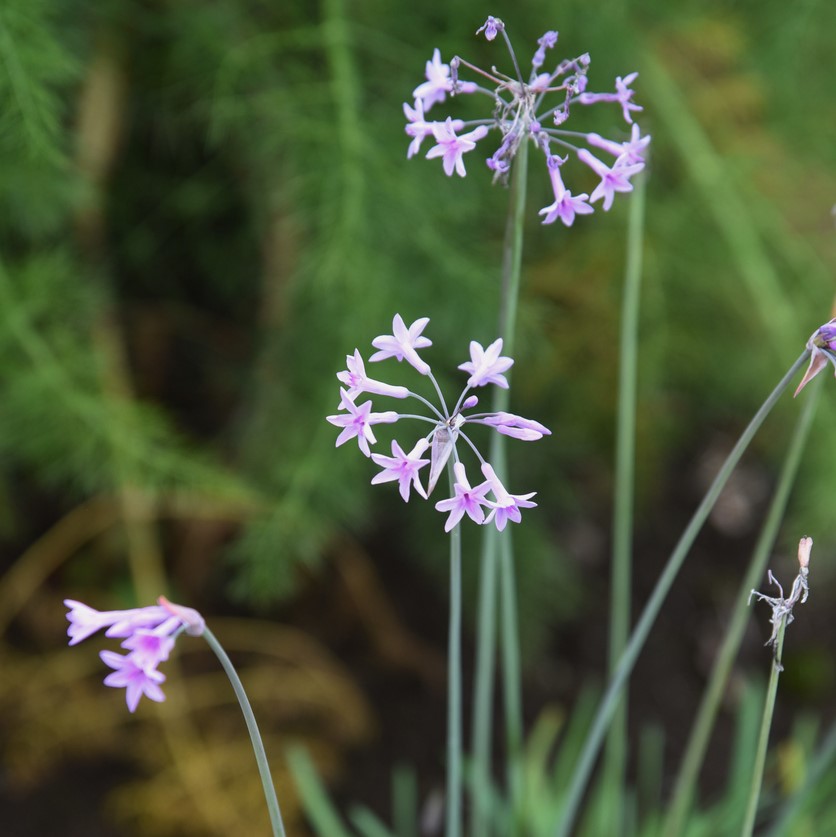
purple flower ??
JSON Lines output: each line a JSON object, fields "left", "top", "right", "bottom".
{"left": 578, "top": 149, "right": 644, "bottom": 211}
{"left": 794, "top": 318, "right": 836, "bottom": 396}
{"left": 478, "top": 412, "right": 552, "bottom": 441}
{"left": 532, "top": 30, "right": 559, "bottom": 70}
{"left": 370, "top": 314, "right": 433, "bottom": 375}
{"left": 539, "top": 155, "right": 594, "bottom": 226}
{"left": 435, "top": 462, "right": 492, "bottom": 532}
{"left": 100, "top": 650, "right": 166, "bottom": 713}
{"left": 425, "top": 118, "right": 489, "bottom": 178}
{"left": 458, "top": 338, "right": 514, "bottom": 388}
{"left": 404, "top": 100, "right": 464, "bottom": 160}
{"left": 328, "top": 316, "right": 549, "bottom": 530}
{"left": 337, "top": 349, "right": 409, "bottom": 400}
{"left": 614, "top": 73, "right": 643, "bottom": 124}
{"left": 404, "top": 20, "right": 648, "bottom": 222}
{"left": 481, "top": 463, "right": 537, "bottom": 531}
{"left": 65, "top": 597, "right": 205, "bottom": 713}
{"left": 476, "top": 16, "right": 504, "bottom": 42}
{"left": 326, "top": 389, "right": 399, "bottom": 457}
{"left": 371, "top": 438, "right": 431, "bottom": 501}
{"left": 587, "top": 123, "right": 651, "bottom": 166}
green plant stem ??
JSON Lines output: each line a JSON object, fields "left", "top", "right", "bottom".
{"left": 553, "top": 349, "right": 810, "bottom": 837}
{"left": 741, "top": 625, "right": 788, "bottom": 837}
{"left": 287, "top": 746, "right": 351, "bottom": 837}
{"left": 448, "top": 512, "right": 463, "bottom": 837}
{"left": 662, "top": 377, "right": 821, "bottom": 837}
{"left": 471, "top": 136, "right": 529, "bottom": 837}
{"left": 202, "top": 627, "right": 287, "bottom": 837}
{"left": 602, "top": 169, "right": 647, "bottom": 834}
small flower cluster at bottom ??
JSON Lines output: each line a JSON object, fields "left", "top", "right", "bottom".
{"left": 326, "top": 314, "right": 551, "bottom": 532}
{"left": 64, "top": 597, "right": 205, "bottom": 712}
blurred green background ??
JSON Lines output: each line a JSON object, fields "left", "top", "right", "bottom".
{"left": 1, "top": 0, "right": 835, "bottom": 834}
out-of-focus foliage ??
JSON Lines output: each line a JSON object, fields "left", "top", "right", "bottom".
{"left": 2, "top": 0, "right": 836, "bottom": 833}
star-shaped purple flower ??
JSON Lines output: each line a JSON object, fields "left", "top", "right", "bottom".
{"left": 458, "top": 338, "right": 514, "bottom": 388}
{"left": 435, "top": 462, "right": 492, "bottom": 532}
{"left": 578, "top": 149, "right": 644, "bottom": 211}
{"left": 371, "top": 438, "right": 431, "bottom": 501}
{"left": 370, "top": 314, "right": 433, "bottom": 375}
{"left": 337, "top": 349, "right": 409, "bottom": 401}
{"left": 481, "top": 463, "right": 537, "bottom": 531}
{"left": 100, "top": 650, "right": 167, "bottom": 713}
{"left": 326, "top": 389, "right": 399, "bottom": 457}
{"left": 539, "top": 155, "right": 593, "bottom": 227}
{"left": 425, "top": 118, "right": 490, "bottom": 178}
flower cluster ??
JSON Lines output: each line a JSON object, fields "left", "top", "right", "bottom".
{"left": 794, "top": 318, "right": 836, "bottom": 396}
{"left": 404, "top": 16, "right": 650, "bottom": 226}
{"left": 64, "top": 597, "right": 205, "bottom": 712}
{"left": 327, "top": 315, "right": 550, "bottom": 532}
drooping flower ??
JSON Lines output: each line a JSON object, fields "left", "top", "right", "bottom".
{"left": 539, "top": 154, "right": 594, "bottom": 226}
{"left": 435, "top": 462, "right": 493, "bottom": 531}
{"left": 64, "top": 597, "right": 205, "bottom": 713}
{"left": 328, "top": 315, "right": 548, "bottom": 531}
{"left": 480, "top": 463, "right": 538, "bottom": 531}
{"left": 404, "top": 18, "right": 649, "bottom": 223}
{"left": 794, "top": 318, "right": 836, "bottom": 396}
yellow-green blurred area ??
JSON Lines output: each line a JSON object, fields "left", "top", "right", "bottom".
{"left": 1, "top": 0, "right": 835, "bottom": 834}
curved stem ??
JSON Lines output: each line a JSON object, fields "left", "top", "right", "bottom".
{"left": 202, "top": 627, "right": 287, "bottom": 837}
{"left": 553, "top": 349, "right": 810, "bottom": 837}
{"left": 662, "top": 378, "right": 821, "bottom": 837}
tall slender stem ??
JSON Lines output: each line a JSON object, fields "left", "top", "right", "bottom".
{"left": 741, "top": 625, "right": 788, "bottom": 837}
{"left": 662, "top": 379, "right": 820, "bottom": 837}
{"left": 553, "top": 350, "right": 810, "bottom": 837}
{"left": 447, "top": 518, "right": 463, "bottom": 837}
{"left": 471, "top": 138, "right": 529, "bottom": 836}
{"left": 202, "top": 627, "right": 287, "bottom": 837}
{"left": 602, "top": 170, "right": 646, "bottom": 834}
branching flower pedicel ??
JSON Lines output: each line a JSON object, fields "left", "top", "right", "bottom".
{"left": 327, "top": 314, "right": 550, "bottom": 532}
{"left": 64, "top": 596, "right": 204, "bottom": 712}
{"left": 404, "top": 16, "right": 650, "bottom": 226}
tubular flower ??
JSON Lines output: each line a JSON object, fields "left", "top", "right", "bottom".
{"left": 328, "top": 315, "right": 550, "bottom": 531}
{"left": 64, "top": 597, "right": 205, "bottom": 712}
{"left": 403, "top": 16, "right": 650, "bottom": 225}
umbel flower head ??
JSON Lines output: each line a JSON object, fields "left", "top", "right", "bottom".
{"left": 327, "top": 314, "right": 550, "bottom": 532}
{"left": 794, "top": 318, "right": 836, "bottom": 396}
{"left": 404, "top": 16, "right": 650, "bottom": 226}
{"left": 64, "top": 596, "right": 205, "bottom": 712}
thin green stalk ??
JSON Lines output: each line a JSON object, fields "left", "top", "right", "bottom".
{"left": 602, "top": 170, "right": 647, "bottom": 835}
{"left": 202, "top": 627, "right": 287, "bottom": 837}
{"left": 471, "top": 137, "right": 529, "bottom": 837}
{"left": 553, "top": 350, "right": 810, "bottom": 837}
{"left": 741, "top": 625, "right": 788, "bottom": 837}
{"left": 662, "top": 378, "right": 821, "bottom": 837}
{"left": 448, "top": 513, "right": 463, "bottom": 837}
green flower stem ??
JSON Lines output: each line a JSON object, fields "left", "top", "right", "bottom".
{"left": 202, "top": 627, "right": 287, "bottom": 837}
{"left": 448, "top": 515, "right": 463, "bottom": 837}
{"left": 471, "top": 136, "right": 529, "bottom": 837}
{"left": 662, "top": 378, "right": 821, "bottom": 837}
{"left": 741, "top": 624, "right": 788, "bottom": 837}
{"left": 553, "top": 349, "right": 810, "bottom": 837}
{"left": 602, "top": 169, "right": 647, "bottom": 831}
